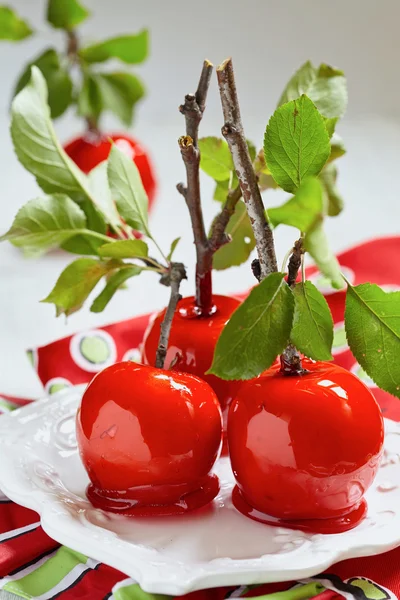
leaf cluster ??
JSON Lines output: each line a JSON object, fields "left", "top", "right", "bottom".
{"left": 1, "top": 0, "right": 148, "bottom": 126}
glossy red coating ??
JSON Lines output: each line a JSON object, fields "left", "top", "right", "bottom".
{"left": 141, "top": 295, "right": 242, "bottom": 439}
{"left": 76, "top": 362, "right": 223, "bottom": 516}
{"left": 64, "top": 133, "right": 156, "bottom": 204}
{"left": 228, "top": 359, "right": 384, "bottom": 532}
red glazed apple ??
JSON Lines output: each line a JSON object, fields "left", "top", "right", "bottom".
{"left": 76, "top": 362, "right": 223, "bottom": 516}
{"left": 228, "top": 359, "right": 384, "bottom": 534}
{"left": 141, "top": 295, "right": 242, "bottom": 430}
{"left": 64, "top": 133, "right": 156, "bottom": 205}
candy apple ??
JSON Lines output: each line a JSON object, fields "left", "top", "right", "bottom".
{"left": 228, "top": 359, "right": 384, "bottom": 534}
{"left": 141, "top": 295, "right": 242, "bottom": 433}
{"left": 64, "top": 133, "right": 156, "bottom": 206}
{"left": 76, "top": 362, "right": 223, "bottom": 516}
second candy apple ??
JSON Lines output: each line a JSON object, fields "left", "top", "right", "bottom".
{"left": 141, "top": 294, "right": 242, "bottom": 432}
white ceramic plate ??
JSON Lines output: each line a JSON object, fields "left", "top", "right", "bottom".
{"left": 0, "top": 386, "right": 400, "bottom": 596}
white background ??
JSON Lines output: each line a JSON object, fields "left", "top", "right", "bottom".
{"left": 1, "top": 0, "right": 400, "bottom": 396}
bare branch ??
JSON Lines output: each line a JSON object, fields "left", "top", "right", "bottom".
{"left": 251, "top": 258, "right": 261, "bottom": 282}
{"left": 155, "top": 262, "right": 187, "bottom": 369}
{"left": 178, "top": 136, "right": 209, "bottom": 258}
{"left": 176, "top": 182, "right": 187, "bottom": 198}
{"left": 179, "top": 60, "right": 213, "bottom": 147}
{"left": 216, "top": 58, "right": 277, "bottom": 279}
{"left": 209, "top": 185, "right": 242, "bottom": 251}
{"left": 280, "top": 345, "right": 305, "bottom": 376}
{"left": 178, "top": 62, "right": 214, "bottom": 314}
{"left": 287, "top": 238, "right": 303, "bottom": 288}
{"left": 281, "top": 238, "right": 305, "bottom": 374}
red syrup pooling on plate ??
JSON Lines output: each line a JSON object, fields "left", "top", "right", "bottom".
{"left": 87, "top": 474, "right": 220, "bottom": 516}
{"left": 228, "top": 359, "right": 384, "bottom": 534}
{"left": 141, "top": 294, "right": 243, "bottom": 456}
{"left": 76, "top": 362, "right": 223, "bottom": 517}
{"left": 232, "top": 487, "right": 368, "bottom": 534}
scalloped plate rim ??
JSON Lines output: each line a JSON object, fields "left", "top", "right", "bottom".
{"left": 0, "top": 385, "right": 399, "bottom": 595}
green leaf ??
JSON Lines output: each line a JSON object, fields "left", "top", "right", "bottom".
{"left": 324, "top": 117, "right": 338, "bottom": 138}
{"left": 107, "top": 144, "right": 149, "bottom": 235}
{"left": 247, "top": 140, "right": 257, "bottom": 162}
{"left": 11, "top": 67, "right": 95, "bottom": 204}
{"left": 213, "top": 201, "right": 256, "bottom": 270}
{"left": 0, "top": 194, "right": 98, "bottom": 256}
{"left": 0, "top": 6, "right": 33, "bottom": 40}
{"left": 95, "top": 72, "right": 145, "bottom": 126}
{"left": 13, "top": 49, "right": 73, "bottom": 119}
{"left": 309, "top": 64, "right": 348, "bottom": 119}
{"left": 304, "top": 221, "right": 343, "bottom": 289}
{"left": 278, "top": 61, "right": 316, "bottom": 107}
{"left": 167, "top": 237, "right": 180, "bottom": 261}
{"left": 98, "top": 239, "right": 148, "bottom": 259}
{"left": 329, "top": 133, "right": 346, "bottom": 163}
{"left": 87, "top": 161, "right": 120, "bottom": 228}
{"left": 290, "top": 281, "right": 334, "bottom": 360}
{"left": 319, "top": 163, "right": 344, "bottom": 217}
{"left": 253, "top": 150, "right": 279, "bottom": 191}
{"left": 268, "top": 177, "right": 323, "bottom": 232}
{"left": 47, "top": 0, "right": 89, "bottom": 29}
{"left": 91, "top": 266, "right": 142, "bottom": 313}
{"left": 61, "top": 234, "right": 103, "bottom": 256}
{"left": 79, "top": 200, "right": 107, "bottom": 234}
{"left": 345, "top": 283, "right": 400, "bottom": 398}
{"left": 208, "top": 273, "right": 294, "bottom": 380}
{"left": 42, "top": 258, "right": 118, "bottom": 316}
{"left": 77, "top": 73, "right": 102, "bottom": 123}
{"left": 278, "top": 61, "right": 347, "bottom": 119}
{"left": 79, "top": 30, "right": 148, "bottom": 64}
{"left": 198, "top": 137, "right": 233, "bottom": 182}
{"left": 61, "top": 200, "right": 108, "bottom": 256}
{"left": 213, "top": 179, "right": 230, "bottom": 202}
{"left": 264, "top": 95, "right": 330, "bottom": 193}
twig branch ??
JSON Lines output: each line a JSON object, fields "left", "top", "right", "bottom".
{"left": 216, "top": 58, "right": 277, "bottom": 279}
{"left": 287, "top": 238, "right": 303, "bottom": 288}
{"left": 208, "top": 185, "right": 242, "bottom": 251}
{"left": 177, "top": 135, "right": 213, "bottom": 311}
{"left": 281, "top": 238, "right": 306, "bottom": 375}
{"left": 65, "top": 28, "right": 102, "bottom": 138}
{"left": 66, "top": 29, "right": 79, "bottom": 60}
{"left": 177, "top": 136, "right": 208, "bottom": 254}
{"left": 251, "top": 258, "right": 261, "bottom": 282}
{"left": 178, "top": 61, "right": 214, "bottom": 314}
{"left": 179, "top": 60, "right": 213, "bottom": 147}
{"left": 155, "top": 262, "right": 187, "bottom": 369}
{"left": 217, "top": 58, "right": 306, "bottom": 376}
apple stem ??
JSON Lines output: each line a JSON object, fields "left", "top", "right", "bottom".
{"left": 217, "top": 59, "right": 307, "bottom": 375}
{"left": 177, "top": 136, "right": 213, "bottom": 314}
{"left": 66, "top": 29, "right": 102, "bottom": 139}
{"left": 281, "top": 237, "right": 306, "bottom": 375}
{"left": 66, "top": 30, "right": 79, "bottom": 60}
{"left": 216, "top": 58, "right": 278, "bottom": 279}
{"left": 178, "top": 60, "right": 245, "bottom": 315}
{"left": 85, "top": 116, "right": 102, "bottom": 141}
{"left": 155, "top": 262, "right": 187, "bottom": 369}
{"left": 177, "top": 61, "right": 216, "bottom": 315}
{"left": 177, "top": 61, "right": 213, "bottom": 314}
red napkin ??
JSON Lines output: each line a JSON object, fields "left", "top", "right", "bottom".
{"left": 1, "top": 235, "right": 399, "bottom": 599}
